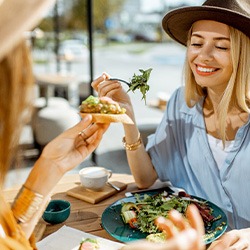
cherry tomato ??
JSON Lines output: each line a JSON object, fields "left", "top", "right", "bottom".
{"left": 129, "top": 218, "right": 138, "bottom": 229}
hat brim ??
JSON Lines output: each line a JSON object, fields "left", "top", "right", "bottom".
{"left": 162, "top": 6, "right": 250, "bottom": 46}
{"left": 0, "top": 0, "right": 56, "bottom": 61}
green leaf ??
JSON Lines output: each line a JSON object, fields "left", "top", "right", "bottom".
{"left": 128, "top": 68, "right": 152, "bottom": 104}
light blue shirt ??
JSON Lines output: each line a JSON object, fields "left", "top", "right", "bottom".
{"left": 146, "top": 87, "right": 250, "bottom": 230}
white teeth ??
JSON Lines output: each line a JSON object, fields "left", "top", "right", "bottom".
{"left": 197, "top": 66, "right": 216, "bottom": 73}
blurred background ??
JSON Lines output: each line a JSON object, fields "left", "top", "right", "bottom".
{"left": 32, "top": 0, "right": 203, "bottom": 93}
{"left": 6, "top": 0, "right": 203, "bottom": 188}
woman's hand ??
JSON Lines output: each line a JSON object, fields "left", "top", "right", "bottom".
{"left": 208, "top": 228, "right": 250, "bottom": 250}
{"left": 41, "top": 114, "right": 109, "bottom": 174}
{"left": 91, "top": 73, "right": 135, "bottom": 121}
{"left": 24, "top": 115, "right": 109, "bottom": 195}
{"left": 121, "top": 204, "right": 205, "bottom": 250}
{"left": 92, "top": 73, "right": 131, "bottom": 104}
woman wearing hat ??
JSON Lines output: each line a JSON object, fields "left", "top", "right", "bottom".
{"left": 0, "top": 0, "right": 110, "bottom": 249}
{"left": 0, "top": 0, "right": 205, "bottom": 249}
{"left": 93, "top": 0, "right": 250, "bottom": 249}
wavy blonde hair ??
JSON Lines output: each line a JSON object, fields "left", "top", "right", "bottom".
{"left": 0, "top": 41, "right": 34, "bottom": 187}
{"left": 184, "top": 26, "right": 250, "bottom": 142}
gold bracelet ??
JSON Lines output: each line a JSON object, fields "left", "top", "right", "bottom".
{"left": 12, "top": 185, "right": 44, "bottom": 224}
{"left": 122, "top": 134, "right": 142, "bottom": 151}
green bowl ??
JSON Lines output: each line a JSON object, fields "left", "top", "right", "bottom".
{"left": 42, "top": 199, "right": 71, "bottom": 224}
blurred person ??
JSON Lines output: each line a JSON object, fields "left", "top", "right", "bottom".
{"left": 92, "top": 0, "right": 250, "bottom": 249}
{"left": 0, "top": 0, "right": 109, "bottom": 249}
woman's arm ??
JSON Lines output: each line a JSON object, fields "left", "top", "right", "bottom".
{"left": 92, "top": 74, "right": 158, "bottom": 189}
{"left": 12, "top": 115, "right": 109, "bottom": 238}
{"left": 123, "top": 123, "right": 158, "bottom": 188}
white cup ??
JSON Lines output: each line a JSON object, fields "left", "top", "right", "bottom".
{"left": 79, "top": 166, "right": 112, "bottom": 191}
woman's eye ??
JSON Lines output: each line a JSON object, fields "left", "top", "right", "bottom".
{"left": 191, "top": 43, "right": 202, "bottom": 47}
{"left": 216, "top": 46, "right": 229, "bottom": 51}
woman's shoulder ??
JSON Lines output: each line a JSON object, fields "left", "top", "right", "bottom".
{"left": 167, "top": 87, "right": 186, "bottom": 109}
{"left": 167, "top": 87, "right": 201, "bottom": 118}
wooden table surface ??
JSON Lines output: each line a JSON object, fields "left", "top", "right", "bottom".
{"left": 3, "top": 173, "right": 143, "bottom": 243}
{"left": 42, "top": 173, "right": 138, "bottom": 242}
{"left": 3, "top": 173, "right": 170, "bottom": 244}
{"left": 4, "top": 174, "right": 214, "bottom": 249}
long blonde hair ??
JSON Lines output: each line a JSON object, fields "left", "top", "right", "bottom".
{"left": 184, "top": 26, "right": 250, "bottom": 142}
{"left": 0, "top": 41, "right": 34, "bottom": 187}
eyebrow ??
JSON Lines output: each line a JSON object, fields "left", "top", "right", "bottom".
{"left": 191, "top": 33, "right": 230, "bottom": 41}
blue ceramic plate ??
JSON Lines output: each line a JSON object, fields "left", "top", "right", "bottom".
{"left": 101, "top": 191, "right": 227, "bottom": 244}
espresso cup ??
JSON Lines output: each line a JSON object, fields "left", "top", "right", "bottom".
{"left": 79, "top": 166, "right": 112, "bottom": 191}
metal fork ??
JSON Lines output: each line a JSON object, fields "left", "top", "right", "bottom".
{"left": 109, "top": 78, "right": 131, "bottom": 87}
{"left": 107, "top": 181, "right": 121, "bottom": 191}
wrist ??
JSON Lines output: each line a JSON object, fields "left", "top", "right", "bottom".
{"left": 12, "top": 185, "right": 44, "bottom": 224}
{"left": 24, "top": 156, "right": 63, "bottom": 196}
{"left": 122, "top": 133, "right": 142, "bottom": 151}
{"left": 123, "top": 103, "right": 135, "bottom": 121}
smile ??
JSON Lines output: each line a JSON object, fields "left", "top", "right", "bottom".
{"left": 197, "top": 66, "right": 217, "bottom": 73}
{"left": 195, "top": 65, "right": 219, "bottom": 76}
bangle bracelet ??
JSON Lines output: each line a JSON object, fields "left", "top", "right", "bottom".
{"left": 12, "top": 185, "right": 43, "bottom": 224}
{"left": 122, "top": 134, "right": 142, "bottom": 151}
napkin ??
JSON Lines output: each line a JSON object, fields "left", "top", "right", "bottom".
{"left": 37, "top": 225, "right": 124, "bottom": 250}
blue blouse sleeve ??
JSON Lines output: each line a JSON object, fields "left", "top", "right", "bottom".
{"left": 146, "top": 87, "right": 187, "bottom": 181}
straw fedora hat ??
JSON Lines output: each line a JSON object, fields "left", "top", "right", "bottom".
{"left": 0, "top": 0, "right": 56, "bottom": 61}
{"left": 162, "top": 0, "right": 250, "bottom": 46}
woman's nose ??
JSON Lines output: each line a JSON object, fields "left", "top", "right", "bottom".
{"left": 198, "top": 45, "right": 214, "bottom": 62}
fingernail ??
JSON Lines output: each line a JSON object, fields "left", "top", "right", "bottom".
{"left": 81, "top": 114, "right": 91, "bottom": 122}
{"left": 169, "top": 209, "right": 182, "bottom": 218}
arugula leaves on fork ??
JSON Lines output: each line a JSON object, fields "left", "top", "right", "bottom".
{"left": 128, "top": 68, "right": 152, "bottom": 103}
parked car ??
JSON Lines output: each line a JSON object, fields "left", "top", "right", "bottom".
{"left": 58, "top": 39, "right": 88, "bottom": 62}
{"left": 107, "top": 33, "right": 134, "bottom": 43}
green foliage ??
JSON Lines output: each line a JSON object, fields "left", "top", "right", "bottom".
{"left": 36, "top": 0, "right": 126, "bottom": 33}
{"left": 38, "top": 17, "right": 54, "bottom": 32}
{"left": 64, "top": 0, "right": 126, "bottom": 32}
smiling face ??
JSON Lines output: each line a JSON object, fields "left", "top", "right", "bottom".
{"left": 187, "top": 20, "right": 233, "bottom": 94}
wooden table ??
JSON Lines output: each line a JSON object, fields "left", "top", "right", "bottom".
{"left": 4, "top": 173, "right": 158, "bottom": 243}
{"left": 3, "top": 173, "right": 214, "bottom": 250}
{"left": 42, "top": 173, "right": 137, "bottom": 242}
{"left": 3, "top": 174, "right": 214, "bottom": 250}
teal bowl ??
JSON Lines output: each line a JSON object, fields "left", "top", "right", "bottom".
{"left": 42, "top": 199, "right": 71, "bottom": 224}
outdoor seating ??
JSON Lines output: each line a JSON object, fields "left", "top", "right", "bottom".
{"left": 32, "top": 101, "right": 80, "bottom": 148}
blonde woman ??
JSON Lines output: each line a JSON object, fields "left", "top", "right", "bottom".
{"left": 93, "top": 0, "right": 250, "bottom": 248}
